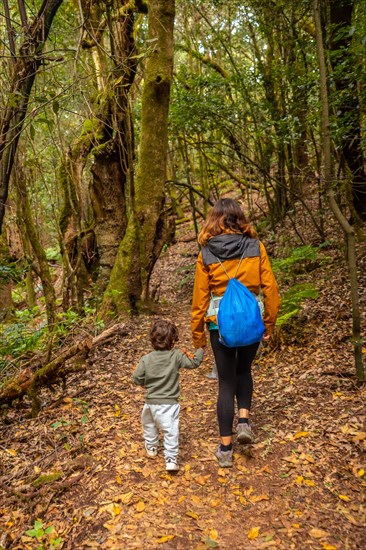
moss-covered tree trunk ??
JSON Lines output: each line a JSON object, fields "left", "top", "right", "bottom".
{"left": 102, "top": 0, "right": 175, "bottom": 316}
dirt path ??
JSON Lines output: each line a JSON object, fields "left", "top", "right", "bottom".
{"left": 1, "top": 234, "right": 365, "bottom": 549}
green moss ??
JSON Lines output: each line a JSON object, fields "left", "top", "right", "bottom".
{"left": 32, "top": 471, "right": 63, "bottom": 488}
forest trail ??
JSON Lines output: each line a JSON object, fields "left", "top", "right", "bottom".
{"left": 1, "top": 231, "right": 365, "bottom": 550}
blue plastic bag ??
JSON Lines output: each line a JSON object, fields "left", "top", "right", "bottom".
{"left": 217, "top": 278, "right": 265, "bottom": 347}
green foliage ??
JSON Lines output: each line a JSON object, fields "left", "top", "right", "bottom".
{"left": 0, "top": 314, "right": 46, "bottom": 360}
{"left": 45, "top": 246, "right": 62, "bottom": 262}
{"left": 272, "top": 245, "right": 324, "bottom": 328}
{"left": 0, "top": 263, "right": 26, "bottom": 287}
{"left": 272, "top": 245, "right": 319, "bottom": 280}
{"left": 24, "top": 519, "right": 62, "bottom": 549}
{"left": 276, "top": 283, "right": 318, "bottom": 327}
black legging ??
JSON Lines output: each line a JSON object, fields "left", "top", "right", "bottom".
{"left": 210, "top": 330, "right": 259, "bottom": 437}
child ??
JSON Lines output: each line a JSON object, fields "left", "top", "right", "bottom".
{"left": 132, "top": 319, "right": 204, "bottom": 471}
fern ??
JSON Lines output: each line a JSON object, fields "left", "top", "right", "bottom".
{"left": 272, "top": 245, "right": 318, "bottom": 279}
{"left": 276, "top": 283, "right": 318, "bottom": 327}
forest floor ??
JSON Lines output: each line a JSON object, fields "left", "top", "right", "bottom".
{"left": 1, "top": 218, "right": 366, "bottom": 550}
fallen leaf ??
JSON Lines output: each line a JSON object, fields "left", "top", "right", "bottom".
{"left": 321, "top": 544, "right": 337, "bottom": 550}
{"left": 294, "top": 431, "right": 308, "bottom": 440}
{"left": 304, "top": 479, "right": 315, "bottom": 487}
{"left": 135, "top": 501, "right": 145, "bottom": 512}
{"left": 115, "top": 492, "right": 133, "bottom": 504}
{"left": 309, "top": 528, "right": 330, "bottom": 539}
{"left": 247, "top": 527, "right": 260, "bottom": 540}
{"left": 112, "top": 503, "right": 121, "bottom": 516}
{"left": 157, "top": 535, "right": 175, "bottom": 543}
{"left": 352, "top": 432, "right": 366, "bottom": 442}
{"left": 338, "top": 494, "right": 350, "bottom": 502}
{"left": 249, "top": 494, "right": 270, "bottom": 503}
{"left": 186, "top": 511, "right": 199, "bottom": 520}
{"left": 7, "top": 449, "right": 17, "bottom": 456}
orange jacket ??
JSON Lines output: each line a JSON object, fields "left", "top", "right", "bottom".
{"left": 191, "top": 234, "right": 280, "bottom": 348}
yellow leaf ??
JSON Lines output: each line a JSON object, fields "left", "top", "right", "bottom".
{"left": 300, "top": 453, "right": 315, "bottom": 463}
{"left": 321, "top": 544, "right": 337, "bottom": 550}
{"left": 292, "top": 524, "right": 301, "bottom": 529}
{"left": 357, "top": 469, "right": 365, "bottom": 477}
{"left": 115, "top": 476, "right": 122, "bottom": 485}
{"left": 250, "top": 494, "right": 270, "bottom": 503}
{"left": 217, "top": 468, "right": 227, "bottom": 476}
{"left": 247, "top": 527, "right": 260, "bottom": 540}
{"left": 304, "top": 479, "right": 315, "bottom": 487}
{"left": 309, "top": 528, "right": 330, "bottom": 539}
{"left": 295, "top": 476, "right": 304, "bottom": 485}
{"left": 239, "top": 496, "right": 247, "bottom": 506}
{"left": 114, "top": 405, "right": 121, "bottom": 417}
{"left": 116, "top": 492, "right": 133, "bottom": 504}
{"left": 294, "top": 431, "right": 308, "bottom": 440}
{"left": 186, "top": 511, "right": 199, "bottom": 520}
{"left": 352, "top": 432, "right": 366, "bottom": 442}
{"left": 112, "top": 503, "right": 121, "bottom": 516}
{"left": 157, "top": 535, "right": 175, "bottom": 543}
{"left": 210, "top": 499, "right": 221, "bottom": 507}
{"left": 191, "top": 495, "right": 201, "bottom": 504}
{"left": 209, "top": 530, "right": 218, "bottom": 540}
{"left": 195, "top": 475, "right": 210, "bottom": 486}
{"left": 178, "top": 496, "right": 186, "bottom": 503}
{"left": 136, "top": 501, "right": 145, "bottom": 512}
{"left": 338, "top": 494, "right": 350, "bottom": 502}
{"left": 333, "top": 392, "right": 343, "bottom": 399}
{"left": 7, "top": 449, "right": 17, "bottom": 456}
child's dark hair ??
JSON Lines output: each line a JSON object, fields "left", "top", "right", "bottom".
{"left": 150, "top": 319, "right": 178, "bottom": 351}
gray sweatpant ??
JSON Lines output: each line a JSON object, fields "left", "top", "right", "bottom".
{"left": 141, "top": 403, "right": 180, "bottom": 462}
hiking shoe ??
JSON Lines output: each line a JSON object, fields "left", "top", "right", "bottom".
{"left": 237, "top": 423, "right": 254, "bottom": 444}
{"left": 166, "top": 459, "right": 179, "bottom": 472}
{"left": 215, "top": 445, "right": 233, "bottom": 468}
{"left": 145, "top": 443, "right": 158, "bottom": 458}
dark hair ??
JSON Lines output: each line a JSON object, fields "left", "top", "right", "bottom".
{"left": 150, "top": 319, "right": 179, "bottom": 351}
{"left": 198, "top": 197, "right": 257, "bottom": 246}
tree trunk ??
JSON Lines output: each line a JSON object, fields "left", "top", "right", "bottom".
{"left": 102, "top": 0, "right": 175, "bottom": 315}
{"left": 313, "top": 0, "right": 364, "bottom": 382}
{"left": 0, "top": 0, "right": 63, "bottom": 233}
{"left": 14, "top": 163, "right": 57, "bottom": 331}
{"left": 328, "top": 0, "right": 366, "bottom": 220}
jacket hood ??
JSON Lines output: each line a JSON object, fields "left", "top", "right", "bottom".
{"left": 202, "top": 234, "right": 260, "bottom": 265}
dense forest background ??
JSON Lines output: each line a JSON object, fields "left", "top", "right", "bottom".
{"left": 1, "top": 0, "right": 365, "bottom": 399}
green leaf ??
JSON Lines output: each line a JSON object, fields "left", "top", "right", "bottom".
{"left": 204, "top": 539, "right": 219, "bottom": 548}
{"left": 44, "top": 526, "right": 55, "bottom": 534}
{"left": 25, "top": 529, "right": 38, "bottom": 537}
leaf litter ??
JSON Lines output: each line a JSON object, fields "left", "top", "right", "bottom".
{"left": 0, "top": 220, "right": 365, "bottom": 549}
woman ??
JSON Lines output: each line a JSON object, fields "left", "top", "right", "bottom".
{"left": 191, "top": 198, "right": 280, "bottom": 467}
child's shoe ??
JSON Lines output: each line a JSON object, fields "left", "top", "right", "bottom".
{"left": 166, "top": 458, "right": 179, "bottom": 471}
{"left": 145, "top": 442, "right": 158, "bottom": 458}
{"left": 215, "top": 445, "right": 233, "bottom": 468}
